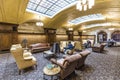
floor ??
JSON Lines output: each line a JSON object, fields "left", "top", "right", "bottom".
{"left": 0, "top": 47, "right": 120, "bottom": 80}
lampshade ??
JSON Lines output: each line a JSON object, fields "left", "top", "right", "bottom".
{"left": 36, "top": 15, "right": 44, "bottom": 26}
{"left": 36, "top": 22, "right": 44, "bottom": 26}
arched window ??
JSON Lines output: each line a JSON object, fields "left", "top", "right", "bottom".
{"left": 111, "top": 31, "right": 120, "bottom": 42}
{"left": 97, "top": 31, "right": 107, "bottom": 43}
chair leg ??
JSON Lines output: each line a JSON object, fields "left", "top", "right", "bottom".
{"left": 35, "top": 64, "right": 37, "bottom": 70}
{"left": 19, "top": 70, "right": 21, "bottom": 75}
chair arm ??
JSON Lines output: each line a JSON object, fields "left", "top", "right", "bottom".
{"left": 50, "top": 58, "right": 66, "bottom": 69}
{"left": 92, "top": 46, "right": 100, "bottom": 49}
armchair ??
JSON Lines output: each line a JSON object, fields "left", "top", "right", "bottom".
{"left": 74, "top": 41, "right": 82, "bottom": 51}
{"left": 92, "top": 44, "right": 106, "bottom": 53}
{"left": 50, "top": 54, "right": 82, "bottom": 79}
{"left": 10, "top": 44, "right": 37, "bottom": 74}
{"left": 76, "top": 50, "right": 91, "bottom": 69}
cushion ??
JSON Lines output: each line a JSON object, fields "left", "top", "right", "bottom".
{"left": 65, "top": 49, "right": 73, "bottom": 55}
{"left": 57, "top": 58, "right": 65, "bottom": 65}
{"left": 23, "top": 56, "right": 33, "bottom": 60}
{"left": 23, "top": 50, "right": 32, "bottom": 58}
{"left": 65, "top": 54, "right": 81, "bottom": 63}
{"left": 80, "top": 50, "right": 90, "bottom": 56}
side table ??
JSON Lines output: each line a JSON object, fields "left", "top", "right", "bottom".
{"left": 43, "top": 64, "right": 61, "bottom": 80}
{"left": 43, "top": 50, "right": 55, "bottom": 58}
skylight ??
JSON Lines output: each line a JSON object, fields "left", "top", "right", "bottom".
{"left": 69, "top": 13, "right": 105, "bottom": 25}
{"left": 83, "top": 22, "right": 120, "bottom": 29}
{"left": 26, "top": 0, "right": 76, "bottom": 18}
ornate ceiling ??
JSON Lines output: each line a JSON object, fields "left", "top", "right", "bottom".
{"left": 0, "top": 0, "right": 120, "bottom": 31}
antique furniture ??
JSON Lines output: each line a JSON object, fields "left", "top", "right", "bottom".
{"left": 43, "top": 64, "right": 61, "bottom": 80}
{"left": 43, "top": 50, "right": 54, "bottom": 59}
{"left": 29, "top": 43, "right": 50, "bottom": 53}
{"left": 10, "top": 44, "right": 37, "bottom": 74}
{"left": 74, "top": 41, "right": 82, "bottom": 51}
{"left": 92, "top": 43, "right": 106, "bottom": 53}
{"left": 76, "top": 50, "right": 91, "bottom": 69}
{"left": 50, "top": 54, "right": 82, "bottom": 79}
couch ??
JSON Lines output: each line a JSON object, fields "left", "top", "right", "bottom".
{"left": 51, "top": 54, "right": 82, "bottom": 79}
{"left": 29, "top": 43, "right": 50, "bottom": 53}
{"left": 10, "top": 44, "right": 37, "bottom": 74}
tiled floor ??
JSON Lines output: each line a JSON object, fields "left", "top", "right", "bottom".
{"left": 0, "top": 47, "right": 120, "bottom": 80}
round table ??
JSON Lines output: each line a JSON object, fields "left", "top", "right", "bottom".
{"left": 43, "top": 64, "right": 61, "bottom": 80}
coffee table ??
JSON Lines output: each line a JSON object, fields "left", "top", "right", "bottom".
{"left": 43, "top": 64, "right": 61, "bottom": 80}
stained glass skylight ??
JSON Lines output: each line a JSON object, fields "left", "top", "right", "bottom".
{"left": 84, "top": 22, "right": 120, "bottom": 29}
{"left": 26, "top": 0, "right": 77, "bottom": 18}
{"left": 69, "top": 13, "right": 105, "bottom": 25}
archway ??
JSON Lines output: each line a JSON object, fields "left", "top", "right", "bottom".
{"left": 97, "top": 31, "right": 107, "bottom": 43}
{"left": 111, "top": 30, "right": 120, "bottom": 42}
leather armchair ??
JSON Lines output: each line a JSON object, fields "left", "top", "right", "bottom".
{"left": 76, "top": 50, "right": 91, "bottom": 69}
{"left": 92, "top": 44, "right": 106, "bottom": 53}
{"left": 50, "top": 54, "right": 82, "bottom": 79}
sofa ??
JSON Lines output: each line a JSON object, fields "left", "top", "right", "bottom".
{"left": 50, "top": 53, "right": 82, "bottom": 79}
{"left": 10, "top": 44, "right": 37, "bottom": 74}
{"left": 29, "top": 43, "right": 50, "bottom": 53}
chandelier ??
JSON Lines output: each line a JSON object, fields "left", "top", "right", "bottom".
{"left": 76, "top": 0, "right": 95, "bottom": 11}
{"left": 36, "top": 22, "right": 44, "bottom": 26}
{"left": 36, "top": 16, "right": 44, "bottom": 26}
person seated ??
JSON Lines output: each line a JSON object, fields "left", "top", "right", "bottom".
{"left": 64, "top": 41, "right": 74, "bottom": 53}
{"left": 84, "top": 40, "right": 91, "bottom": 48}
{"left": 87, "top": 40, "right": 92, "bottom": 48}
{"left": 107, "top": 39, "right": 115, "bottom": 47}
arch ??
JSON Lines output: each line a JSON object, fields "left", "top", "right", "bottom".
{"left": 111, "top": 30, "right": 120, "bottom": 42}
{"left": 97, "top": 31, "right": 107, "bottom": 43}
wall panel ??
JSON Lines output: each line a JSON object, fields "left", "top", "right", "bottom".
{"left": 18, "top": 33, "right": 47, "bottom": 46}
{"left": 56, "top": 35, "right": 68, "bottom": 42}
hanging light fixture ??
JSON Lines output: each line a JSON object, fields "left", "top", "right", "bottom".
{"left": 36, "top": 22, "right": 44, "bottom": 26}
{"left": 76, "top": 0, "right": 95, "bottom": 11}
{"left": 36, "top": 16, "right": 44, "bottom": 26}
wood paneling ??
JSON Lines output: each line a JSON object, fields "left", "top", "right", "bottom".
{"left": 0, "top": 23, "right": 18, "bottom": 50}
{"left": 73, "top": 36, "right": 80, "bottom": 41}
{"left": 0, "top": 33, "right": 12, "bottom": 50}
{"left": 12, "top": 32, "right": 18, "bottom": 44}
{"left": 56, "top": 35, "right": 68, "bottom": 42}
{"left": 67, "top": 31, "right": 73, "bottom": 41}
{"left": 44, "top": 28, "right": 56, "bottom": 45}
{"left": 18, "top": 33, "right": 47, "bottom": 46}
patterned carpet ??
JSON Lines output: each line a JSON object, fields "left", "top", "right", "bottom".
{"left": 0, "top": 47, "right": 120, "bottom": 80}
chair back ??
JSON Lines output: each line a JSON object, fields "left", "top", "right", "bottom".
{"left": 74, "top": 41, "right": 82, "bottom": 51}
{"left": 51, "top": 42, "right": 60, "bottom": 54}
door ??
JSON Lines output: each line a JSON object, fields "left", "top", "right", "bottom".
{"left": 0, "top": 33, "right": 12, "bottom": 50}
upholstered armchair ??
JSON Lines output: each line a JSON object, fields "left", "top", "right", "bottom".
{"left": 76, "top": 50, "right": 91, "bottom": 69}
{"left": 74, "top": 41, "right": 82, "bottom": 52}
{"left": 92, "top": 44, "right": 106, "bottom": 53}
{"left": 50, "top": 54, "right": 82, "bottom": 79}
{"left": 10, "top": 44, "right": 37, "bottom": 74}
